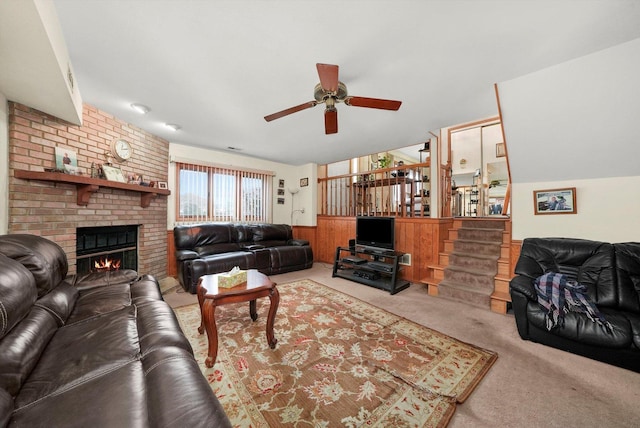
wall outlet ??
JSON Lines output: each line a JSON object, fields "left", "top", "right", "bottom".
{"left": 399, "top": 253, "right": 411, "bottom": 266}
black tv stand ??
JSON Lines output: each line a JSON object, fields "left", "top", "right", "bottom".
{"left": 333, "top": 246, "right": 410, "bottom": 295}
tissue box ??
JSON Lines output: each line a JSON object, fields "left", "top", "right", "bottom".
{"left": 218, "top": 269, "right": 248, "bottom": 288}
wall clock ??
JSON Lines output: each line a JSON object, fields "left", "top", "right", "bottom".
{"left": 110, "top": 139, "right": 132, "bottom": 162}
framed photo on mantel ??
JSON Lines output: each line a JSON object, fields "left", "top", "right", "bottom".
{"left": 102, "top": 165, "right": 126, "bottom": 183}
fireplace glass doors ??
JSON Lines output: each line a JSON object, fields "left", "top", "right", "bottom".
{"left": 76, "top": 225, "right": 138, "bottom": 274}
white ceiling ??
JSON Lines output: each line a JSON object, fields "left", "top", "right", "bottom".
{"left": 43, "top": 1, "right": 640, "bottom": 165}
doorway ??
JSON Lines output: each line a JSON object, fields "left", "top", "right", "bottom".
{"left": 449, "top": 121, "right": 508, "bottom": 217}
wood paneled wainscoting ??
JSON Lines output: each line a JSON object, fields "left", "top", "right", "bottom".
{"left": 302, "top": 216, "right": 453, "bottom": 284}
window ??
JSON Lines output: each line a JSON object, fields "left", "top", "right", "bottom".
{"left": 176, "top": 161, "right": 273, "bottom": 223}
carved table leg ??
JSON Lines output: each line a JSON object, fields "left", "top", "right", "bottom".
{"left": 197, "top": 284, "right": 206, "bottom": 335}
{"left": 266, "top": 287, "right": 279, "bottom": 349}
{"left": 201, "top": 300, "right": 219, "bottom": 368}
{"left": 249, "top": 299, "right": 258, "bottom": 321}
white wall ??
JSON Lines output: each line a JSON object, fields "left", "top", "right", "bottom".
{"left": 168, "top": 143, "right": 316, "bottom": 228}
{"left": 512, "top": 177, "right": 640, "bottom": 242}
{"left": 0, "top": 93, "right": 7, "bottom": 234}
{"left": 499, "top": 38, "right": 640, "bottom": 241}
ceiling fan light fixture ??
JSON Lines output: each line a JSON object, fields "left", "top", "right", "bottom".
{"left": 264, "top": 63, "right": 401, "bottom": 135}
{"left": 131, "top": 103, "right": 150, "bottom": 114}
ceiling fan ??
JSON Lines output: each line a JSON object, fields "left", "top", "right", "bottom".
{"left": 264, "top": 63, "right": 402, "bottom": 135}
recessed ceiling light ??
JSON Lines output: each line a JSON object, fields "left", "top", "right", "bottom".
{"left": 165, "top": 123, "right": 181, "bottom": 131}
{"left": 130, "top": 103, "right": 150, "bottom": 114}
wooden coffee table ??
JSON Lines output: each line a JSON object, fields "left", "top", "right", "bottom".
{"left": 196, "top": 269, "right": 279, "bottom": 368}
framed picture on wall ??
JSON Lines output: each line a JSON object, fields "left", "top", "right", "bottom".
{"left": 533, "top": 187, "right": 577, "bottom": 215}
{"left": 496, "top": 143, "right": 506, "bottom": 158}
{"left": 300, "top": 177, "right": 309, "bottom": 187}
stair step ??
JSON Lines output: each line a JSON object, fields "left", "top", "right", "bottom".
{"left": 453, "top": 240, "right": 502, "bottom": 257}
{"left": 437, "top": 280, "right": 492, "bottom": 308}
{"left": 443, "top": 265, "right": 495, "bottom": 291}
{"left": 449, "top": 252, "right": 498, "bottom": 272}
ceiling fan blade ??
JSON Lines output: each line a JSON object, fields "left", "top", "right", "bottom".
{"left": 324, "top": 108, "right": 338, "bottom": 134}
{"left": 264, "top": 101, "right": 317, "bottom": 122}
{"left": 345, "top": 96, "right": 402, "bottom": 110}
{"left": 316, "top": 63, "right": 339, "bottom": 93}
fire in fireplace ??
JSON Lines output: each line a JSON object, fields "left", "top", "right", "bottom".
{"left": 94, "top": 257, "right": 121, "bottom": 271}
{"left": 76, "top": 225, "right": 138, "bottom": 274}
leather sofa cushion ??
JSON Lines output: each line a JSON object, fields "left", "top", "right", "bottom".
{"left": 11, "top": 362, "right": 148, "bottom": 427}
{"left": 67, "top": 282, "right": 134, "bottom": 324}
{"left": 196, "top": 242, "right": 242, "bottom": 256}
{"left": 615, "top": 242, "right": 640, "bottom": 313}
{"left": 136, "top": 300, "right": 193, "bottom": 355}
{"left": 191, "top": 252, "right": 255, "bottom": 278}
{"left": 251, "top": 224, "right": 292, "bottom": 243}
{"left": 131, "top": 274, "right": 164, "bottom": 303}
{"left": 68, "top": 274, "right": 157, "bottom": 324}
{"left": 268, "top": 245, "right": 314, "bottom": 272}
{"left": 526, "top": 300, "right": 633, "bottom": 348}
{"left": 516, "top": 238, "right": 617, "bottom": 307}
{"left": 143, "top": 347, "right": 232, "bottom": 427}
{"left": 70, "top": 269, "right": 139, "bottom": 291}
{"left": 0, "top": 234, "right": 68, "bottom": 297}
{"left": 256, "top": 240, "right": 288, "bottom": 248}
{"left": 0, "top": 254, "right": 37, "bottom": 339}
{"left": 174, "top": 223, "right": 236, "bottom": 250}
{"left": 15, "top": 305, "right": 139, "bottom": 408}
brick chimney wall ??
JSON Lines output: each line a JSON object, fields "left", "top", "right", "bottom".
{"left": 7, "top": 102, "right": 170, "bottom": 278}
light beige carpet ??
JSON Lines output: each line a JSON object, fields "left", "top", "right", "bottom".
{"left": 174, "top": 279, "right": 497, "bottom": 427}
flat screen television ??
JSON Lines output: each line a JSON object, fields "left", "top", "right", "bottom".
{"left": 355, "top": 216, "right": 395, "bottom": 252}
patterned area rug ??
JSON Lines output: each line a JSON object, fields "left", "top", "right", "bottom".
{"left": 174, "top": 279, "right": 497, "bottom": 427}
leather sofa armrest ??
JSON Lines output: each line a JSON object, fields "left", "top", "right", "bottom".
{"left": 241, "top": 244, "right": 265, "bottom": 251}
{"left": 176, "top": 249, "right": 199, "bottom": 261}
{"left": 288, "top": 239, "right": 309, "bottom": 246}
{"left": 509, "top": 275, "right": 538, "bottom": 301}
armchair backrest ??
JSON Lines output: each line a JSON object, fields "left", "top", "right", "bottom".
{"left": 515, "top": 238, "right": 616, "bottom": 307}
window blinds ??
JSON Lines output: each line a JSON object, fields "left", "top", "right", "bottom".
{"left": 176, "top": 161, "right": 273, "bottom": 223}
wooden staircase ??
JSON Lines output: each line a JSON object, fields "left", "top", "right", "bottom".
{"left": 422, "top": 218, "right": 512, "bottom": 314}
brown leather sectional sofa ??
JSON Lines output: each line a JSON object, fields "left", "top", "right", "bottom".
{"left": 174, "top": 223, "right": 313, "bottom": 293}
{"left": 0, "top": 234, "right": 231, "bottom": 427}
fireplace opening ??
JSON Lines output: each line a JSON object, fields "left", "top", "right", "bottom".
{"left": 76, "top": 225, "right": 138, "bottom": 274}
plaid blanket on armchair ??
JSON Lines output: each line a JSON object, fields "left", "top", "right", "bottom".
{"left": 534, "top": 272, "right": 613, "bottom": 332}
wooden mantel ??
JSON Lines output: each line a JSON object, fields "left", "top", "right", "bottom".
{"left": 14, "top": 170, "right": 171, "bottom": 208}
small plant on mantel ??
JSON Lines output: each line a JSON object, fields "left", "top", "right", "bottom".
{"left": 378, "top": 155, "right": 391, "bottom": 169}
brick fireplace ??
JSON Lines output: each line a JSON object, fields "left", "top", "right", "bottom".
{"left": 7, "top": 102, "right": 170, "bottom": 279}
